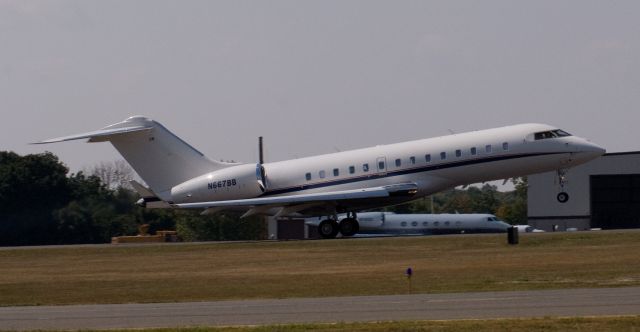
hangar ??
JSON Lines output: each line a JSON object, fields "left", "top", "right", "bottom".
{"left": 528, "top": 152, "right": 640, "bottom": 231}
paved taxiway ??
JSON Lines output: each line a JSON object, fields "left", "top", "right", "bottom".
{"left": 1, "top": 287, "right": 639, "bottom": 330}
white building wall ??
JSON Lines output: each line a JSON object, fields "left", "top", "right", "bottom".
{"left": 528, "top": 152, "right": 640, "bottom": 231}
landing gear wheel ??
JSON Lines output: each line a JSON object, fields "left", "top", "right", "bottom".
{"left": 318, "top": 219, "right": 339, "bottom": 239}
{"left": 557, "top": 192, "right": 569, "bottom": 203}
{"left": 339, "top": 218, "right": 360, "bottom": 237}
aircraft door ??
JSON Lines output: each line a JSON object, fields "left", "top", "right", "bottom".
{"left": 376, "top": 157, "right": 387, "bottom": 175}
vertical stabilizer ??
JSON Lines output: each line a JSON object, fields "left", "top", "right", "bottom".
{"left": 36, "top": 116, "right": 232, "bottom": 199}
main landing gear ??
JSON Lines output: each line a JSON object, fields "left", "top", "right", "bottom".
{"left": 318, "top": 212, "right": 360, "bottom": 239}
{"left": 556, "top": 169, "right": 570, "bottom": 203}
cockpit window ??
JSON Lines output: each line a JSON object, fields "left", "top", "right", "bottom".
{"left": 534, "top": 129, "right": 572, "bottom": 140}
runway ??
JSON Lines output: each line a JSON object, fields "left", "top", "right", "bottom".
{"left": 1, "top": 287, "right": 639, "bottom": 330}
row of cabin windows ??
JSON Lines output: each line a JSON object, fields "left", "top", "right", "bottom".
{"left": 304, "top": 142, "right": 510, "bottom": 181}
{"left": 395, "top": 156, "right": 417, "bottom": 167}
{"left": 306, "top": 164, "right": 360, "bottom": 181}
{"left": 399, "top": 221, "right": 464, "bottom": 227}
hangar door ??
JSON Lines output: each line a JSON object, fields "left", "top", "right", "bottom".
{"left": 590, "top": 174, "right": 640, "bottom": 229}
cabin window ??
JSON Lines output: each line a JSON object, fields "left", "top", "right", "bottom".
{"left": 471, "top": 147, "right": 477, "bottom": 155}
{"left": 395, "top": 158, "right": 401, "bottom": 167}
{"left": 401, "top": 222, "right": 407, "bottom": 227}
{"left": 349, "top": 165, "right": 355, "bottom": 174}
{"left": 333, "top": 168, "right": 339, "bottom": 177}
{"left": 425, "top": 154, "right": 431, "bottom": 162}
{"left": 423, "top": 221, "right": 428, "bottom": 226}
{"left": 455, "top": 149, "right": 462, "bottom": 157}
{"left": 411, "top": 221, "right": 418, "bottom": 227}
{"left": 410, "top": 156, "right": 416, "bottom": 164}
{"left": 319, "top": 170, "right": 326, "bottom": 178}
{"left": 485, "top": 145, "right": 492, "bottom": 153}
{"left": 445, "top": 221, "right": 450, "bottom": 226}
{"left": 434, "top": 221, "right": 440, "bottom": 226}
{"left": 378, "top": 161, "right": 385, "bottom": 170}
{"left": 363, "top": 163, "right": 369, "bottom": 172}
{"left": 502, "top": 142, "right": 509, "bottom": 151}
{"left": 440, "top": 152, "right": 447, "bottom": 160}
{"left": 305, "top": 173, "right": 311, "bottom": 181}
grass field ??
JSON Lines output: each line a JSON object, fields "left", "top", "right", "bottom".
{"left": 1, "top": 231, "right": 639, "bottom": 306}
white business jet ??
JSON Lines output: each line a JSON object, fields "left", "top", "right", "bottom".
{"left": 36, "top": 116, "right": 604, "bottom": 238}
{"left": 306, "top": 212, "right": 511, "bottom": 235}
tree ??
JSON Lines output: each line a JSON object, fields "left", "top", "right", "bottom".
{"left": 0, "top": 151, "right": 265, "bottom": 245}
{"left": 0, "top": 152, "right": 71, "bottom": 245}
{"left": 87, "top": 160, "right": 137, "bottom": 190}
{"left": 52, "top": 172, "right": 141, "bottom": 244}
{"left": 496, "top": 177, "right": 528, "bottom": 224}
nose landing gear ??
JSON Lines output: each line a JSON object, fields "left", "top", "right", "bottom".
{"left": 556, "top": 169, "right": 570, "bottom": 203}
{"left": 557, "top": 191, "right": 569, "bottom": 203}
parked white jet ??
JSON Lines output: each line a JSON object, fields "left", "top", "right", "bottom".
{"left": 36, "top": 116, "right": 604, "bottom": 238}
{"left": 306, "top": 212, "right": 511, "bottom": 235}
{"left": 514, "top": 225, "right": 545, "bottom": 233}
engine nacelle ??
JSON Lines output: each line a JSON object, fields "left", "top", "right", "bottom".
{"left": 171, "top": 163, "right": 264, "bottom": 204}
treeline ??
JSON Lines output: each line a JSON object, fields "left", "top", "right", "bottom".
{"left": 0, "top": 151, "right": 264, "bottom": 246}
{"left": 0, "top": 151, "right": 526, "bottom": 246}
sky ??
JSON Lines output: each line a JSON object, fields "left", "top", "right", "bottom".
{"left": 1, "top": 1, "right": 639, "bottom": 179}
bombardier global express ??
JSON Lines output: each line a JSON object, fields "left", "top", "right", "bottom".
{"left": 36, "top": 116, "right": 605, "bottom": 238}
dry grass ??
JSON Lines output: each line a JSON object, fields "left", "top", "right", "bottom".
{"left": 1, "top": 231, "right": 640, "bottom": 306}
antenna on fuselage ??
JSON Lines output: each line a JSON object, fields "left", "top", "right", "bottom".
{"left": 259, "top": 136, "right": 264, "bottom": 165}
{"left": 257, "top": 136, "right": 267, "bottom": 192}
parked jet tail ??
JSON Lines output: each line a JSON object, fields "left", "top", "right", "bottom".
{"left": 34, "top": 116, "right": 232, "bottom": 200}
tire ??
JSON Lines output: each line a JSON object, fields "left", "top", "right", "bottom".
{"left": 318, "top": 219, "right": 339, "bottom": 239}
{"left": 339, "top": 218, "right": 360, "bottom": 237}
{"left": 557, "top": 192, "right": 569, "bottom": 203}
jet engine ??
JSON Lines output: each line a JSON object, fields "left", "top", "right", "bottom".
{"left": 171, "top": 163, "right": 265, "bottom": 204}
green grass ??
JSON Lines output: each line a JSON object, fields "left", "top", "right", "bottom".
{"left": 9, "top": 316, "right": 640, "bottom": 332}
{"left": 1, "top": 231, "right": 640, "bottom": 306}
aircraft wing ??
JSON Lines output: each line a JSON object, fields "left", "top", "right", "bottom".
{"left": 175, "top": 183, "right": 418, "bottom": 217}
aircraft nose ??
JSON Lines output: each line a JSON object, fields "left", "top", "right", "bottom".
{"left": 572, "top": 140, "right": 606, "bottom": 163}
{"left": 579, "top": 141, "right": 606, "bottom": 155}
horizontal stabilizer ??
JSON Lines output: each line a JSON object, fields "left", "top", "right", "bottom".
{"left": 32, "top": 125, "right": 152, "bottom": 144}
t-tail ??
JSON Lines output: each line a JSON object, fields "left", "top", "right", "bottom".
{"left": 34, "top": 116, "right": 234, "bottom": 200}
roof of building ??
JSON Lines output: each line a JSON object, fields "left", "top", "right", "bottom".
{"left": 604, "top": 151, "right": 640, "bottom": 157}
